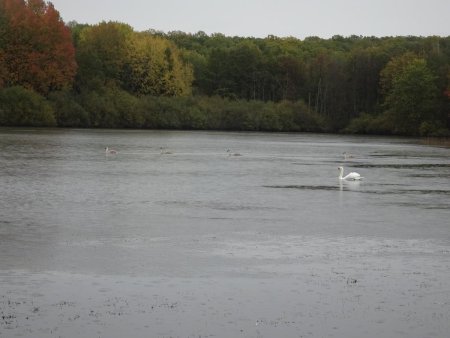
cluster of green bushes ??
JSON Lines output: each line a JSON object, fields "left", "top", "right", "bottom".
{"left": 0, "top": 85, "right": 325, "bottom": 132}
{"left": 0, "top": 86, "right": 56, "bottom": 127}
{"left": 344, "top": 112, "right": 449, "bottom": 137}
{"left": 2, "top": 82, "right": 447, "bottom": 136}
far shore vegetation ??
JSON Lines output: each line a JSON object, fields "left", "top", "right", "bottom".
{"left": 1, "top": 0, "right": 449, "bottom": 137}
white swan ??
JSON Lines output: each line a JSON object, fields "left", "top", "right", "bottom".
{"left": 338, "top": 166, "right": 362, "bottom": 180}
{"left": 105, "top": 147, "right": 118, "bottom": 155}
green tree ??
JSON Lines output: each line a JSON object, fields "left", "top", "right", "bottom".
{"left": 347, "top": 47, "right": 387, "bottom": 117}
{"left": 76, "top": 21, "right": 134, "bottom": 90}
{"left": 380, "top": 52, "right": 419, "bottom": 96}
{"left": 205, "top": 41, "right": 263, "bottom": 100}
{"left": 384, "top": 58, "right": 438, "bottom": 134}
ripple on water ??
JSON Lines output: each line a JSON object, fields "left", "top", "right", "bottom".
{"left": 353, "top": 163, "right": 450, "bottom": 169}
{"left": 263, "top": 185, "right": 340, "bottom": 191}
{"left": 263, "top": 184, "right": 450, "bottom": 195}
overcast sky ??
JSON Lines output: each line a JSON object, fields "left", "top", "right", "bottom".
{"left": 50, "top": 0, "right": 449, "bottom": 39}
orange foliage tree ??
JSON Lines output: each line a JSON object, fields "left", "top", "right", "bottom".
{"left": 0, "top": 0, "right": 76, "bottom": 94}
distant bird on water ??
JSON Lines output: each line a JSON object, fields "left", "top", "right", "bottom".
{"left": 160, "top": 147, "right": 173, "bottom": 154}
{"left": 343, "top": 152, "right": 354, "bottom": 160}
{"left": 227, "top": 149, "right": 242, "bottom": 157}
{"left": 105, "top": 147, "right": 118, "bottom": 155}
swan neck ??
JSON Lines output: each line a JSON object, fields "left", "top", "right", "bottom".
{"left": 338, "top": 168, "right": 343, "bottom": 179}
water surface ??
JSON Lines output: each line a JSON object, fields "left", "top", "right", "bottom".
{"left": 1, "top": 129, "right": 449, "bottom": 337}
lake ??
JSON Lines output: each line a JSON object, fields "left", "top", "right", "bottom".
{"left": 1, "top": 128, "right": 449, "bottom": 337}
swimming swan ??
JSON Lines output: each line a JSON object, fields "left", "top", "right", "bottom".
{"left": 105, "top": 147, "right": 118, "bottom": 155}
{"left": 338, "top": 166, "right": 362, "bottom": 180}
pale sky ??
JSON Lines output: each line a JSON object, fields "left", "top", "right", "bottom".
{"left": 50, "top": 0, "right": 450, "bottom": 38}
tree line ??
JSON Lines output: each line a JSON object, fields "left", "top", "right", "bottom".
{"left": 0, "top": 0, "right": 449, "bottom": 136}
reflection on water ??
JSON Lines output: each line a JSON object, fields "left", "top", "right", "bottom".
{"left": 338, "top": 179, "right": 361, "bottom": 191}
{"left": 0, "top": 128, "right": 450, "bottom": 338}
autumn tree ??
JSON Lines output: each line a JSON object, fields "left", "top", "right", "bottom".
{"left": 0, "top": 0, "right": 76, "bottom": 94}
{"left": 0, "top": 4, "right": 7, "bottom": 88}
{"left": 75, "top": 21, "right": 193, "bottom": 96}
{"left": 124, "top": 31, "right": 193, "bottom": 96}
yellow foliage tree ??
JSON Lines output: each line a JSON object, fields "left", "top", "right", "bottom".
{"left": 76, "top": 21, "right": 193, "bottom": 96}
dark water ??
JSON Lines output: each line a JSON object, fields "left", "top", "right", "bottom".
{"left": 1, "top": 128, "right": 449, "bottom": 337}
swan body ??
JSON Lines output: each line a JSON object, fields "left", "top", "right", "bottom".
{"left": 338, "top": 166, "right": 362, "bottom": 180}
{"left": 105, "top": 147, "right": 118, "bottom": 155}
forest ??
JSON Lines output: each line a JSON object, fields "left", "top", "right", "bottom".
{"left": 0, "top": 0, "right": 449, "bottom": 136}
